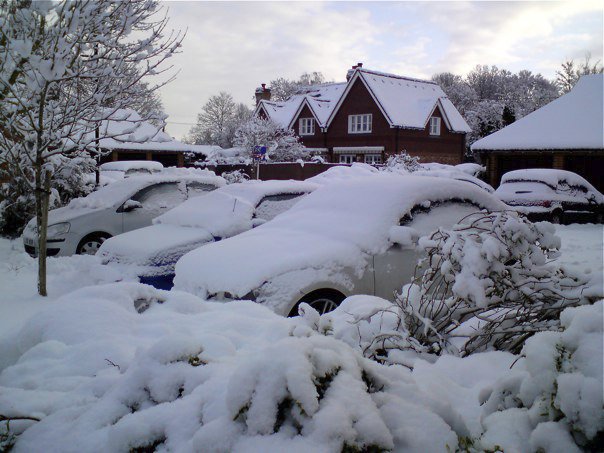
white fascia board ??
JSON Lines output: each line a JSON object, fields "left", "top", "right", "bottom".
{"left": 288, "top": 98, "right": 320, "bottom": 130}
{"left": 333, "top": 146, "right": 384, "bottom": 153}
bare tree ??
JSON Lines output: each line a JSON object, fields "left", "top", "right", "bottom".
{"left": 556, "top": 52, "right": 603, "bottom": 94}
{"left": 186, "top": 92, "right": 252, "bottom": 148}
{"left": 0, "top": 0, "right": 183, "bottom": 295}
{"left": 269, "top": 71, "right": 328, "bottom": 102}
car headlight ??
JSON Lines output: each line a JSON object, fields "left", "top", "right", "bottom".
{"left": 47, "top": 222, "right": 71, "bottom": 237}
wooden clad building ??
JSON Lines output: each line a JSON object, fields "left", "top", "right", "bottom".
{"left": 255, "top": 64, "right": 471, "bottom": 165}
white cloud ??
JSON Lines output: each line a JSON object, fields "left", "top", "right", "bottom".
{"left": 156, "top": 1, "right": 603, "bottom": 140}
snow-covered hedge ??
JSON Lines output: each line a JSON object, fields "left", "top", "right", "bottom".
{"left": 478, "top": 301, "right": 603, "bottom": 452}
{"left": 0, "top": 284, "right": 460, "bottom": 452}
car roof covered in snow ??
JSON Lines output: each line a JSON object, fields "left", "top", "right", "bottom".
{"left": 501, "top": 169, "right": 600, "bottom": 191}
{"left": 67, "top": 170, "right": 225, "bottom": 211}
{"left": 154, "top": 179, "right": 319, "bottom": 237}
{"left": 471, "top": 74, "right": 604, "bottom": 151}
{"left": 100, "top": 161, "right": 164, "bottom": 172}
{"left": 174, "top": 175, "right": 507, "bottom": 299}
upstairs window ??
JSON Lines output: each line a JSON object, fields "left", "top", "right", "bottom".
{"left": 348, "top": 114, "right": 372, "bottom": 134}
{"left": 299, "top": 118, "right": 315, "bottom": 136}
{"left": 429, "top": 116, "right": 441, "bottom": 136}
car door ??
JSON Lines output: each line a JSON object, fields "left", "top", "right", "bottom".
{"left": 120, "top": 182, "right": 187, "bottom": 233}
{"left": 373, "top": 201, "right": 482, "bottom": 301}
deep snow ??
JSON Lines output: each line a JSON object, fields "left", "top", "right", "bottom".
{"left": 0, "top": 222, "right": 601, "bottom": 451}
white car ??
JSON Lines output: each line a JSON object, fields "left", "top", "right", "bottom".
{"left": 495, "top": 169, "right": 603, "bottom": 223}
{"left": 98, "top": 180, "right": 318, "bottom": 289}
{"left": 22, "top": 171, "right": 225, "bottom": 257}
{"left": 173, "top": 175, "right": 508, "bottom": 316}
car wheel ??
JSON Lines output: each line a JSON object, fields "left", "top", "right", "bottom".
{"left": 288, "top": 289, "right": 346, "bottom": 317}
{"left": 550, "top": 210, "right": 563, "bottom": 225}
{"left": 76, "top": 233, "right": 111, "bottom": 255}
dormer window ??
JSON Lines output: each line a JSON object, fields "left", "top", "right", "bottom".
{"left": 299, "top": 118, "right": 315, "bottom": 135}
{"left": 348, "top": 114, "right": 372, "bottom": 134}
{"left": 429, "top": 117, "right": 441, "bottom": 135}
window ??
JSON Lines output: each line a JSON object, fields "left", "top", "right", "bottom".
{"left": 348, "top": 114, "right": 372, "bottom": 133}
{"left": 429, "top": 117, "right": 441, "bottom": 136}
{"left": 186, "top": 182, "right": 218, "bottom": 199}
{"left": 339, "top": 154, "right": 355, "bottom": 164}
{"left": 400, "top": 200, "right": 482, "bottom": 234}
{"left": 254, "top": 193, "right": 306, "bottom": 221}
{"left": 364, "top": 154, "right": 382, "bottom": 165}
{"left": 130, "top": 183, "right": 186, "bottom": 212}
{"left": 299, "top": 118, "right": 315, "bottom": 136}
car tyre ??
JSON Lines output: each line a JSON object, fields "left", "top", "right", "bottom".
{"left": 288, "top": 289, "right": 346, "bottom": 317}
{"left": 550, "top": 210, "right": 563, "bottom": 225}
{"left": 76, "top": 233, "right": 111, "bottom": 255}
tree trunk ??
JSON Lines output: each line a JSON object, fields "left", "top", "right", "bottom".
{"left": 36, "top": 169, "right": 51, "bottom": 297}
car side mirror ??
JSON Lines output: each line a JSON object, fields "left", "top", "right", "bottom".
{"left": 122, "top": 199, "right": 142, "bottom": 212}
{"left": 251, "top": 218, "right": 267, "bottom": 228}
{"left": 388, "top": 225, "right": 419, "bottom": 248}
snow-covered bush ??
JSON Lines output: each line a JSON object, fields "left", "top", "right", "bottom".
{"left": 362, "top": 212, "right": 588, "bottom": 360}
{"left": 0, "top": 284, "right": 461, "bottom": 451}
{"left": 221, "top": 169, "right": 250, "bottom": 184}
{"left": 234, "top": 117, "right": 309, "bottom": 162}
{"left": 0, "top": 153, "right": 96, "bottom": 237}
{"left": 380, "top": 151, "right": 421, "bottom": 174}
{"left": 477, "top": 301, "right": 603, "bottom": 452}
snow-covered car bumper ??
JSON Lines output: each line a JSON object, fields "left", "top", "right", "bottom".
{"left": 22, "top": 226, "right": 78, "bottom": 257}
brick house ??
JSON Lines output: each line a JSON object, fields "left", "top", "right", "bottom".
{"left": 471, "top": 74, "right": 604, "bottom": 191}
{"left": 254, "top": 64, "right": 471, "bottom": 165}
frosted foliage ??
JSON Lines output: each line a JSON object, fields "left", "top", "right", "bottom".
{"left": 380, "top": 151, "right": 421, "bottom": 174}
{"left": 391, "top": 211, "right": 588, "bottom": 356}
{"left": 0, "top": 283, "right": 459, "bottom": 452}
{"left": 234, "top": 117, "right": 309, "bottom": 162}
{"left": 479, "top": 301, "right": 603, "bottom": 451}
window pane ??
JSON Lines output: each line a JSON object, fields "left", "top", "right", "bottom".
{"left": 255, "top": 193, "right": 305, "bottom": 221}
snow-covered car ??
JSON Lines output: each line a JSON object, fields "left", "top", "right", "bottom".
{"left": 494, "top": 169, "right": 603, "bottom": 223}
{"left": 174, "top": 175, "right": 508, "bottom": 316}
{"left": 98, "top": 180, "right": 318, "bottom": 289}
{"left": 99, "top": 160, "right": 164, "bottom": 183}
{"left": 22, "top": 171, "right": 225, "bottom": 257}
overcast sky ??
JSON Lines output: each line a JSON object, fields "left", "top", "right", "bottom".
{"left": 157, "top": 1, "right": 603, "bottom": 140}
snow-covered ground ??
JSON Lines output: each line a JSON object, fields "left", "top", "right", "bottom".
{"left": 0, "top": 222, "right": 601, "bottom": 451}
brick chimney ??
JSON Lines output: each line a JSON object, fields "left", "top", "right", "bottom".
{"left": 255, "top": 83, "right": 271, "bottom": 105}
{"left": 346, "top": 63, "right": 363, "bottom": 81}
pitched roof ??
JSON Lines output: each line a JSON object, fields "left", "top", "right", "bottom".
{"left": 471, "top": 74, "right": 604, "bottom": 151}
{"left": 255, "top": 82, "right": 346, "bottom": 129}
{"left": 255, "top": 68, "right": 470, "bottom": 133}
{"left": 327, "top": 68, "right": 470, "bottom": 132}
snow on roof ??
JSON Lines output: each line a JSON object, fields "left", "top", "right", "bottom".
{"left": 256, "top": 69, "right": 470, "bottom": 133}
{"left": 472, "top": 74, "right": 604, "bottom": 151}
{"left": 155, "top": 179, "right": 318, "bottom": 237}
{"left": 68, "top": 109, "right": 212, "bottom": 153}
{"left": 350, "top": 69, "right": 471, "bottom": 132}
{"left": 99, "top": 161, "right": 164, "bottom": 172}
{"left": 174, "top": 175, "right": 507, "bottom": 298}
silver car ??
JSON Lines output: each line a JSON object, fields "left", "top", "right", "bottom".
{"left": 174, "top": 175, "right": 508, "bottom": 316}
{"left": 22, "top": 172, "right": 225, "bottom": 257}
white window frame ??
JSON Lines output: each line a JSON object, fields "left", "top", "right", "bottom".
{"left": 348, "top": 114, "right": 372, "bottom": 134}
{"left": 364, "top": 154, "right": 382, "bottom": 165}
{"left": 429, "top": 116, "right": 441, "bottom": 136}
{"left": 339, "top": 154, "right": 355, "bottom": 164}
{"left": 299, "top": 118, "right": 315, "bottom": 136}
